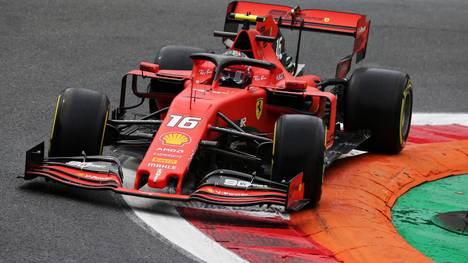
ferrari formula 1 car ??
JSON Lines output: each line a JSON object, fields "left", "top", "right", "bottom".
{"left": 23, "top": 1, "right": 413, "bottom": 211}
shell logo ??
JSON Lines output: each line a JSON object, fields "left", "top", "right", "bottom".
{"left": 160, "top": 132, "right": 191, "bottom": 146}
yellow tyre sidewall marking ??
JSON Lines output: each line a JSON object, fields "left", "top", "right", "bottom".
{"left": 50, "top": 95, "right": 61, "bottom": 141}
{"left": 399, "top": 80, "right": 412, "bottom": 145}
{"left": 271, "top": 121, "right": 277, "bottom": 168}
{"left": 99, "top": 110, "right": 109, "bottom": 155}
{"left": 322, "top": 126, "right": 327, "bottom": 183}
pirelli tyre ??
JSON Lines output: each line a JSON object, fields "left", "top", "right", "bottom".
{"left": 272, "top": 114, "right": 325, "bottom": 208}
{"left": 149, "top": 45, "right": 206, "bottom": 113}
{"left": 344, "top": 67, "right": 413, "bottom": 154}
{"left": 49, "top": 88, "right": 110, "bottom": 157}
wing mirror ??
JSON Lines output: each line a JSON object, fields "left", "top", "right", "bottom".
{"left": 285, "top": 80, "right": 307, "bottom": 91}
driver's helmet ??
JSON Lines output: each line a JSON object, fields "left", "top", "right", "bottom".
{"left": 219, "top": 50, "right": 252, "bottom": 88}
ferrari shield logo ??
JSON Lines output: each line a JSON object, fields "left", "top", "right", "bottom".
{"left": 256, "top": 98, "right": 263, "bottom": 120}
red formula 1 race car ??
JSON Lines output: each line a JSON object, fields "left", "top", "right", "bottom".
{"left": 23, "top": 1, "right": 413, "bottom": 211}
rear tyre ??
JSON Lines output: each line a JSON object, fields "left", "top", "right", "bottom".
{"left": 49, "top": 88, "right": 110, "bottom": 157}
{"left": 149, "top": 45, "right": 206, "bottom": 112}
{"left": 154, "top": 45, "right": 207, "bottom": 70}
{"left": 272, "top": 114, "right": 325, "bottom": 208}
{"left": 344, "top": 68, "right": 413, "bottom": 154}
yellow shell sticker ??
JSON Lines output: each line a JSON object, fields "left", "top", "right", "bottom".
{"left": 256, "top": 98, "right": 264, "bottom": 120}
{"left": 323, "top": 17, "right": 330, "bottom": 23}
{"left": 160, "top": 132, "right": 191, "bottom": 146}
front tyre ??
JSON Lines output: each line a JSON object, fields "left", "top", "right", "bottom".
{"left": 49, "top": 88, "right": 109, "bottom": 157}
{"left": 272, "top": 114, "right": 325, "bottom": 208}
{"left": 344, "top": 68, "right": 413, "bottom": 154}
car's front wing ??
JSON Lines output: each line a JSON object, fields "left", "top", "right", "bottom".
{"left": 23, "top": 143, "right": 305, "bottom": 210}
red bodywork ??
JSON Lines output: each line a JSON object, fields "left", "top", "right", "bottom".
{"left": 25, "top": 1, "right": 370, "bottom": 209}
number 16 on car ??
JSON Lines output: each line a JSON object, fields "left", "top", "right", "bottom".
{"left": 166, "top": 115, "right": 201, "bottom": 129}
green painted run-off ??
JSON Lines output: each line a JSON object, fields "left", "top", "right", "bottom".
{"left": 392, "top": 174, "right": 468, "bottom": 263}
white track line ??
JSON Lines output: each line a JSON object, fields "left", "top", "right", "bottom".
{"left": 121, "top": 168, "right": 247, "bottom": 263}
{"left": 121, "top": 113, "right": 467, "bottom": 263}
{"left": 411, "top": 113, "right": 468, "bottom": 125}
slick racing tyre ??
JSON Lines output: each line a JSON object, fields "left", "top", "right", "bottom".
{"left": 154, "top": 45, "right": 207, "bottom": 70}
{"left": 344, "top": 68, "right": 413, "bottom": 154}
{"left": 149, "top": 45, "right": 206, "bottom": 113}
{"left": 272, "top": 114, "right": 325, "bottom": 208}
{"left": 49, "top": 88, "right": 110, "bottom": 157}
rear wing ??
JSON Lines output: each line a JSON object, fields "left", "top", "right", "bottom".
{"left": 225, "top": 1, "right": 370, "bottom": 62}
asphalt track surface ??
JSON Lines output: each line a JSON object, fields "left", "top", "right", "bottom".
{"left": 1, "top": 0, "right": 467, "bottom": 262}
